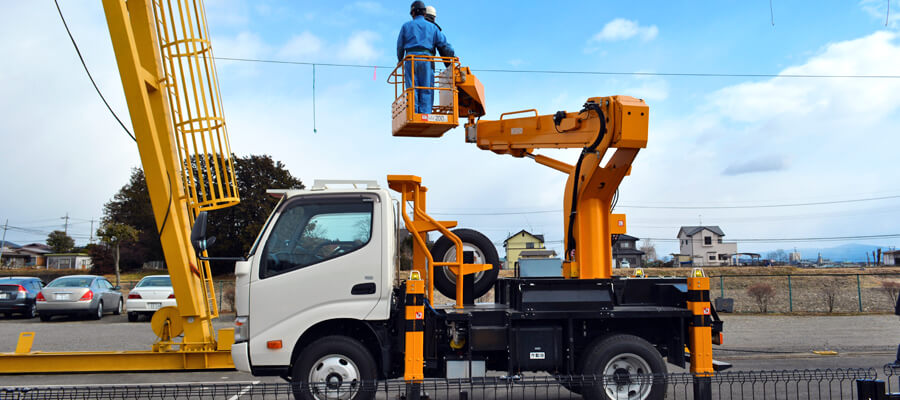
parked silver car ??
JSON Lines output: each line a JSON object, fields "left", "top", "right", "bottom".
{"left": 36, "top": 275, "right": 123, "bottom": 321}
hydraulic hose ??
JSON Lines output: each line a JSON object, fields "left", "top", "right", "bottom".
{"left": 565, "top": 101, "right": 607, "bottom": 260}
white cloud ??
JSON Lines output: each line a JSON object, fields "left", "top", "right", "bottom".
{"left": 722, "top": 154, "right": 790, "bottom": 175}
{"left": 338, "top": 31, "right": 381, "bottom": 63}
{"left": 592, "top": 18, "right": 658, "bottom": 42}
{"left": 213, "top": 31, "right": 270, "bottom": 60}
{"left": 277, "top": 32, "right": 323, "bottom": 59}
{"left": 860, "top": 0, "right": 899, "bottom": 28}
{"left": 624, "top": 77, "right": 669, "bottom": 101}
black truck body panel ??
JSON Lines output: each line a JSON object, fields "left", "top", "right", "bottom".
{"left": 385, "top": 276, "right": 699, "bottom": 378}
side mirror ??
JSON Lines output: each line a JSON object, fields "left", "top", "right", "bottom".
{"left": 191, "top": 211, "right": 216, "bottom": 253}
{"left": 113, "top": 286, "right": 121, "bottom": 291}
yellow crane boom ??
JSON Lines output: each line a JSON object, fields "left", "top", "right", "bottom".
{"left": 1, "top": 0, "right": 239, "bottom": 373}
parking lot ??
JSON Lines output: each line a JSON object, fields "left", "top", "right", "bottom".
{"left": 0, "top": 313, "right": 897, "bottom": 388}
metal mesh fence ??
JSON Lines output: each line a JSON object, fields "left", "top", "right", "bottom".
{"left": 709, "top": 273, "right": 900, "bottom": 313}
{"left": 0, "top": 369, "right": 878, "bottom": 400}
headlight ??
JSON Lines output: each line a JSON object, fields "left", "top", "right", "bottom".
{"left": 234, "top": 316, "right": 249, "bottom": 343}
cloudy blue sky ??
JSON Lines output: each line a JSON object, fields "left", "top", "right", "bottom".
{"left": 1, "top": 1, "right": 899, "bottom": 260}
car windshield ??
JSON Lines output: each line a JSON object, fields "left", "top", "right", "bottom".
{"left": 0, "top": 279, "right": 25, "bottom": 285}
{"left": 47, "top": 277, "right": 93, "bottom": 288}
{"left": 136, "top": 276, "right": 172, "bottom": 287}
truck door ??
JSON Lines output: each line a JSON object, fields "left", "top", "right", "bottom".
{"left": 248, "top": 194, "right": 383, "bottom": 366}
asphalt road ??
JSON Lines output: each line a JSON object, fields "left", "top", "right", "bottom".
{"left": 0, "top": 313, "right": 898, "bottom": 398}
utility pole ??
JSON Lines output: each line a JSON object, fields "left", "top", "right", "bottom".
{"left": 61, "top": 213, "right": 70, "bottom": 235}
{"left": 89, "top": 218, "right": 96, "bottom": 244}
{"left": 0, "top": 219, "right": 8, "bottom": 268}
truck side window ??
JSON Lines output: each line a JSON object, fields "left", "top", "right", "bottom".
{"left": 261, "top": 200, "right": 374, "bottom": 278}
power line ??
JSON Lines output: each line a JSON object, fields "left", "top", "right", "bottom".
{"left": 54, "top": 0, "right": 136, "bottom": 142}
{"left": 495, "top": 233, "right": 900, "bottom": 246}
{"left": 213, "top": 56, "right": 900, "bottom": 80}
{"left": 428, "top": 194, "right": 900, "bottom": 215}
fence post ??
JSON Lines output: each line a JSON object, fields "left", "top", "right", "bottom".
{"left": 693, "top": 376, "right": 712, "bottom": 400}
{"left": 719, "top": 275, "right": 724, "bottom": 298}
{"left": 788, "top": 275, "right": 793, "bottom": 312}
{"left": 857, "top": 274, "right": 863, "bottom": 312}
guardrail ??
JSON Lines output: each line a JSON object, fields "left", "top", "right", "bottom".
{"left": 0, "top": 368, "right": 877, "bottom": 399}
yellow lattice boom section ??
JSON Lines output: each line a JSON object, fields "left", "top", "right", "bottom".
{"left": 155, "top": 0, "right": 239, "bottom": 214}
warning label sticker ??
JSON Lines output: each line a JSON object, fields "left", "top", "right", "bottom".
{"left": 415, "top": 312, "right": 423, "bottom": 319}
{"left": 703, "top": 307, "right": 710, "bottom": 315}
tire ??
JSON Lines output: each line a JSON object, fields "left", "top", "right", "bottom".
{"left": 39, "top": 314, "right": 51, "bottom": 322}
{"left": 25, "top": 303, "right": 37, "bottom": 319}
{"left": 128, "top": 312, "right": 138, "bottom": 322}
{"left": 291, "top": 336, "right": 377, "bottom": 400}
{"left": 92, "top": 301, "right": 104, "bottom": 320}
{"left": 114, "top": 299, "right": 123, "bottom": 315}
{"left": 430, "top": 228, "right": 501, "bottom": 300}
{"left": 580, "top": 334, "right": 667, "bottom": 400}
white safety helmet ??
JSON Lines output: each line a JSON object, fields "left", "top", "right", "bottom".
{"left": 425, "top": 5, "right": 436, "bottom": 19}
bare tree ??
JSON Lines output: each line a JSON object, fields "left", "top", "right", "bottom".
{"left": 747, "top": 283, "right": 775, "bottom": 313}
{"left": 822, "top": 278, "right": 839, "bottom": 313}
{"left": 880, "top": 280, "right": 900, "bottom": 306}
{"left": 639, "top": 239, "right": 657, "bottom": 263}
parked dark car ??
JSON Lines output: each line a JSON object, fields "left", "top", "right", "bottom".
{"left": 36, "top": 275, "right": 123, "bottom": 321}
{"left": 0, "top": 276, "right": 44, "bottom": 318}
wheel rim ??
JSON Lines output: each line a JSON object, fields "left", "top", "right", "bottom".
{"left": 440, "top": 242, "right": 488, "bottom": 283}
{"left": 117, "top": 300, "right": 123, "bottom": 314}
{"left": 602, "top": 352, "right": 653, "bottom": 400}
{"left": 97, "top": 302, "right": 103, "bottom": 319}
{"left": 29, "top": 304, "right": 37, "bottom": 318}
{"left": 307, "top": 353, "right": 361, "bottom": 400}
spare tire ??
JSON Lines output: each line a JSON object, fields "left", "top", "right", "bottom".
{"left": 430, "top": 228, "right": 501, "bottom": 300}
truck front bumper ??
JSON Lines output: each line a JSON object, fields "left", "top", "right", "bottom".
{"left": 231, "top": 342, "right": 251, "bottom": 372}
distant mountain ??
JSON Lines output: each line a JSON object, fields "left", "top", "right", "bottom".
{"left": 790, "top": 243, "right": 894, "bottom": 262}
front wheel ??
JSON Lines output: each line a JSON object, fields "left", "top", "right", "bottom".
{"left": 113, "top": 299, "right": 123, "bottom": 315}
{"left": 291, "top": 336, "right": 377, "bottom": 400}
{"left": 580, "top": 334, "right": 667, "bottom": 400}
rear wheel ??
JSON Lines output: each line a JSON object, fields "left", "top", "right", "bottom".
{"left": 580, "top": 334, "right": 667, "bottom": 400}
{"left": 291, "top": 336, "right": 377, "bottom": 400}
{"left": 92, "top": 301, "right": 104, "bottom": 320}
{"left": 127, "top": 312, "right": 138, "bottom": 322}
{"left": 25, "top": 303, "right": 37, "bottom": 319}
{"left": 430, "top": 228, "right": 501, "bottom": 300}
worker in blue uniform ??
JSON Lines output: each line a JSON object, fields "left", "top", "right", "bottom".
{"left": 396, "top": 1, "right": 454, "bottom": 114}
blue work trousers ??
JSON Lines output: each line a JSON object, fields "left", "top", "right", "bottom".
{"left": 403, "top": 51, "right": 434, "bottom": 114}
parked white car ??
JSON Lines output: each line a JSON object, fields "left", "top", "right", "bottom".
{"left": 125, "top": 275, "right": 175, "bottom": 322}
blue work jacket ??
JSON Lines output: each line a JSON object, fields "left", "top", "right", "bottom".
{"left": 396, "top": 15, "right": 454, "bottom": 61}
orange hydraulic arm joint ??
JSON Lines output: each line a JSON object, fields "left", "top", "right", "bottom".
{"left": 467, "top": 96, "right": 648, "bottom": 279}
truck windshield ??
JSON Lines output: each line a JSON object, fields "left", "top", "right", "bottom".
{"left": 261, "top": 200, "right": 373, "bottom": 278}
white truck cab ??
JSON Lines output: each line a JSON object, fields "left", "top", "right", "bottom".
{"left": 230, "top": 180, "right": 396, "bottom": 374}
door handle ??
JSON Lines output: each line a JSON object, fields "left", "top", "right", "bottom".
{"left": 351, "top": 283, "right": 376, "bottom": 295}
